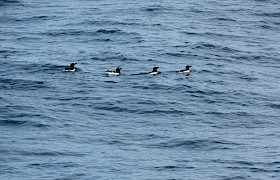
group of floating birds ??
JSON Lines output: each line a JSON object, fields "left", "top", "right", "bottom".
{"left": 63, "top": 63, "right": 192, "bottom": 75}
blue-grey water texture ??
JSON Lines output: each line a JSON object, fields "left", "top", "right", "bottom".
{"left": 1, "top": 0, "right": 280, "bottom": 179}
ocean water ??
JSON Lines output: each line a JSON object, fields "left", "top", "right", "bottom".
{"left": 1, "top": 0, "right": 280, "bottom": 179}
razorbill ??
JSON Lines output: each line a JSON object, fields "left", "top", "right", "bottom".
{"left": 177, "top": 65, "right": 192, "bottom": 73}
{"left": 106, "top": 67, "right": 122, "bottom": 75}
{"left": 148, "top": 67, "right": 161, "bottom": 75}
{"left": 63, "top": 63, "right": 77, "bottom": 72}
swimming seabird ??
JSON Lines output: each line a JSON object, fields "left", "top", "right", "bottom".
{"left": 177, "top": 65, "right": 192, "bottom": 74}
{"left": 63, "top": 63, "right": 77, "bottom": 72}
{"left": 106, "top": 67, "right": 122, "bottom": 75}
{"left": 147, "top": 67, "right": 161, "bottom": 75}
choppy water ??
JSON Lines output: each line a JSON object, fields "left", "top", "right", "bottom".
{"left": 1, "top": 0, "right": 280, "bottom": 179}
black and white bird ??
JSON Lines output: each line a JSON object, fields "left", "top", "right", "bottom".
{"left": 147, "top": 67, "right": 161, "bottom": 75}
{"left": 106, "top": 67, "right": 122, "bottom": 75}
{"left": 63, "top": 63, "right": 77, "bottom": 72}
{"left": 177, "top": 65, "right": 192, "bottom": 74}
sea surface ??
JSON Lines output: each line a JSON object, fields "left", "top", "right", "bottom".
{"left": 1, "top": 0, "right": 280, "bottom": 179}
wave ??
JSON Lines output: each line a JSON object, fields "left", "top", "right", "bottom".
{"left": 163, "top": 52, "right": 187, "bottom": 57}
{"left": 82, "top": 19, "right": 145, "bottom": 27}
{"left": 148, "top": 138, "right": 239, "bottom": 150}
{"left": 0, "top": 77, "right": 46, "bottom": 91}
{"left": 42, "top": 28, "right": 137, "bottom": 39}
{"left": 0, "top": 49, "right": 30, "bottom": 58}
{"left": 92, "top": 100, "right": 193, "bottom": 116}
{"left": 232, "top": 54, "right": 279, "bottom": 64}
{"left": 0, "top": 119, "right": 28, "bottom": 126}
{"left": 43, "top": 30, "right": 96, "bottom": 37}
{"left": 181, "top": 31, "right": 249, "bottom": 42}
{"left": 267, "top": 103, "right": 280, "bottom": 109}
{"left": 255, "top": 12, "right": 280, "bottom": 17}
{"left": 259, "top": 24, "right": 279, "bottom": 31}
{"left": 154, "top": 165, "right": 194, "bottom": 171}
{"left": 18, "top": 150, "right": 83, "bottom": 157}
{"left": 1, "top": 61, "right": 81, "bottom": 74}
{"left": 96, "top": 29, "right": 121, "bottom": 34}
{"left": 211, "top": 17, "right": 237, "bottom": 22}
{"left": 0, "top": 0, "right": 20, "bottom": 6}
{"left": 192, "top": 42, "right": 241, "bottom": 53}
{"left": 90, "top": 53, "right": 141, "bottom": 63}
{"left": 141, "top": 4, "right": 172, "bottom": 13}
{"left": 13, "top": 15, "right": 56, "bottom": 23}
{"left": 0, "top": 119, "right": 49, "bottom": 128}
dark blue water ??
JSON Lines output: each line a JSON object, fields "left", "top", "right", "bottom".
{"left": 1, "top": 0, "right": 280, "bottom": 179}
